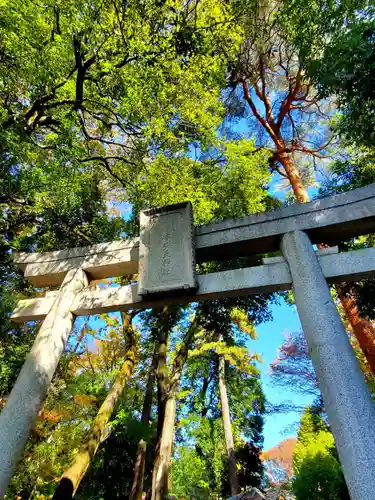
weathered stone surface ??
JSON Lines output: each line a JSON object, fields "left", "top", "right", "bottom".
{"left": 12, "top": 261, "right": 292, "bottom": 321}
{"left": 196, "top": 183, "right": 375, "bottom": 260}
{"left": 262, "top": 246, "right": 338, "bottom": 265}
{"left": 281, "top": 230, "right": 375, "bottom": 500}
{"left": 14, "top": 239, "right": 139, "bottom": 268}
{"left": 15, "top": 239, "right": 139, "bottom": 287}
{"left": 0, "top": 269, "right": 88, "bottom": 496}
{"left": 12, "top": 247, "right": 375, "bottom": 322}
{"left": 11, "top": 293, "right": 58, "bottom": 322}
{"left": 12, "top": 183, "right": 375, "bottom": 284}
{"left": 138, "top": 202, "right": 196, "bottom": 295}
{"left": 318, "top": 245, "right": 375, "bottom": 281}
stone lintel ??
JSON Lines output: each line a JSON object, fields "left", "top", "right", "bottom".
{"left": 12, "top": 247, "right": 375, "bottom": 322}
{"left": 14, "top": 239, "right": 138, "bottom": 269}
{"left": 19, "top": 242, "right": 139, "bottom": 287}
{"left": 196, "top": 184, "right": 375, "bottom": 261}
{"left": 11, "top": 293, "right": 58, "bottom": 322}
{"left": 12, "top": 184, "right": 375, "bottom": 286}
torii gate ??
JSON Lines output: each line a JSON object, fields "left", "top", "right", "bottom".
{"left": 2, "top": 185, "right": 375, "bottom": 499}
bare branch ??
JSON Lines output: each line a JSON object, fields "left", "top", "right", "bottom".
{"left": 242, "top": 80, "right": 279, "bottom": 144}
{"left": 276, "top": 66, "right": 303, "bottom": 131}
{"left": 79, "top": 156, "right": 135, "bottom": 188}
{"left": 258, "top": 54, "right": 276, "bottom": 125}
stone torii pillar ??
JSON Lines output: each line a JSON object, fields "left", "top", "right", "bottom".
{"left": 281, "top": 231, "right": 375, "bottom": 500}
{"left": 3, "top": 187, "right": 375, "bottom": 498}
{"left": 0, "top": 269, "right": 88, "bottom": 496}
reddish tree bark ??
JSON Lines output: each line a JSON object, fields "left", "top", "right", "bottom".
{"left": 278, "top": 154, "right": 309, "bottom": 204}
{"left": 238, "top": 49, "right": 375, "bottom": 374}
{"left": 337, "top": 285, "right": 375, "bottom": 374}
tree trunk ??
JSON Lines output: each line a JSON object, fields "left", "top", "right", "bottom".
{"left": 52, "top": 313, "right": 137, "bottom": 500}
{"left": 218, "top": 355, "right": 240, "bottom": 497}
{"left": 149, "top": 310, "right": 174, "bottom": 500}
{"left": 278, "top": 153, "right": 309, "bottom": 203}
{"left": 130, "top": 346, "right": 158, "bottom": 500}
{"left": 337, "top": 284, "right": 375, "bottom": 374}
{"left": 151, "top": 340, "right": 174, "bottom": 500}
{"left": 151, "top": 395, "right": 177, "bottom": 500}
{"left": 156, "top": 344, "right": 168, "bottom": 440}
{"left": 150, "top": 318, "right": 199, "bottom": 500}
{"left": 281, "top": 154, "right": 375, "bottom": 374}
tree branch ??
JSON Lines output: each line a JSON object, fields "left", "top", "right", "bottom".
{"left": 276, "top": 67, "right": 303, "bottom": 131}
{"left": 79, "top": 156, "right": 130, "bottom": 188}
{"left": 293, "top": 135, "right": 335, "bottom": 156}
{"left": 170, "top": 319, "right": 199, "bottom": 388}
{"left": 242, "top": 80, "right": 279, "bottom": 144}
{"left": 258, "top": 54, "right": 276, "bottom": 126}
{"left": 24, "top": 66, "right": 78, "bottom": 124}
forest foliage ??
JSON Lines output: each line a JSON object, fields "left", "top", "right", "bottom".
{"left": 1, "top": 0, "right": 375, "bottom": 498}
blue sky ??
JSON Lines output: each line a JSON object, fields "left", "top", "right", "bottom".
{"left": 80, "top": 291, "right": 314, "bottom": 451}
{"left": 104, "top": 188, "right": 317, "bottom": 452}
{"left": 253, "top": 300, "right": 314, "bottom": 450}
{"left": 80, "top": 302, "right": 312, "bottom": 451}
{"left": 102, "top": 102, "right": 324, "bottom": 451}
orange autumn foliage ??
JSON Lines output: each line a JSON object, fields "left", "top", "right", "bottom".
{"left": 72, "top": 394, "right": 97, "bottom": 406}
{"left": 261, "top": 438, "right": 297, "bottom": 478}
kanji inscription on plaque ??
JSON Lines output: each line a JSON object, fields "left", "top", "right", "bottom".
{"left": 138, "top": 202, "right": 196, "bottom": 295}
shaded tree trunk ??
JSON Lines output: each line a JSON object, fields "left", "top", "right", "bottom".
{"left": 149, "top": 308, "right": 174, "bottom": 500}
{"left": 337, "top": 284, "right": 375, "bottom": 374}
{"left": 151, "top": 395, "right": 177, "bottom": 500}
{"left": 156, "top": 329, "right": 169, "bottom": 441}
{"left": 151, "top": 319, "right": 199, "bottom": 500}
{"left": 130, "top": 345, "right": 158, "bottom": 500}
{"left": 52, "top": 312, "right": 137, "bottom": 500}
{"left": 195, "top": 371, "right": 215, "bottom": 460}
{"left": 200, "top": 374, "right": 211, "bottom": 418}
{"left": 218, "top": 355, "right": 240, "bottom": 496}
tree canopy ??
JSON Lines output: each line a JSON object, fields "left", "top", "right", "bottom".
{"left": 1, "top": 0, "right": 375, "bottom": 498}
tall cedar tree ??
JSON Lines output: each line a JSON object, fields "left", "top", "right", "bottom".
{"left": 228, "top": 0, "right": 375, "bottom": 373}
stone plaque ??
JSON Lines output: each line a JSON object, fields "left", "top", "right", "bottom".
{"left": 138, "top": 202, "right": 196, "bottom": 296}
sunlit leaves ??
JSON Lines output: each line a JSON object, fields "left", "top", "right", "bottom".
{"left": 292, "top": 407, "right": 349, "bottom": 500}
{"left": 128, "top": 139, "right": 270, "bottom": 223}
{"left": 189, "top": 341, "right": 261, "bottom": 374}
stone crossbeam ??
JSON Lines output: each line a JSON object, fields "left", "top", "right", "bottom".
{"left": 196, "top": 183, "right": 375, "bottom": 260}
{"left": 13, "top": 184, "right": 375, "bottom": 286}
{"left": 15, "top": 239, "right": 139, "bottom": 287}
{"left": 12, "top": 247, "right": 375, "bottom": 322}
{"left": 7, "top": 185, "right": 375, "bottom": 500}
